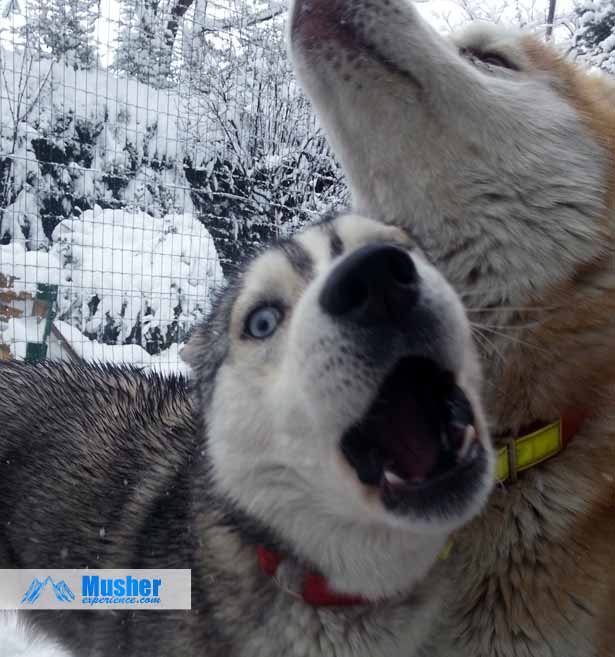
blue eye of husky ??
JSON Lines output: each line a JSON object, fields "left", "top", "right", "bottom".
{"left": 244, "top": 305, "right": 283, "bottom": 339}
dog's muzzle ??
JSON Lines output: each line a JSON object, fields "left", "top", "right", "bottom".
{"left": 319, "top": 244, "right": 488, "bottom": 519}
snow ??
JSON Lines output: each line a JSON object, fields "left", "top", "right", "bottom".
{"left": 575, "top": 0, "right": 615, "bottom": 74}
{"left": 0, "top": 50, "right": 193, "bottom": 165}
{"left": 0, "top": 2, "right": 347, "bottom": 374}
{"left": 1, "top": 317, "right": 191, "bottom": 374}
{"left": 602, "top": 34, "right": 615, "bottom": 53}
{"left": 53, "top": 206, "right": 223, "bottom": 340}
{"left": 0, "top": 206, "right": 222, "bottom": 371}
{"left": 0, "top": 241, "right": 62, "bottom": 292}
{"left": 52, "top": 320, "right": 191, "bottom": 375}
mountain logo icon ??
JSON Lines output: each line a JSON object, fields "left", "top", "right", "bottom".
{"left": 21, "top": 576, "right": 76, "bottom": 604}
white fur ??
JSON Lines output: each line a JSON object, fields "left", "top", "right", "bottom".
{"left": 0, "top": 614, "right": 72, "bottom": 657}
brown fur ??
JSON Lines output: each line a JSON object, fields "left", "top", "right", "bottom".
{"left": 443, "top": 40, "right": 615, "bottom": 657}
{"left": 522, "top": 36, "right": 615, "bottom": 212}
{"left": 439, "top": 39, "right": 615, "bottom": 657}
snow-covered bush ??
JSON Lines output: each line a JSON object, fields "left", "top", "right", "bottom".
{"left": 0, "top": 52, "right": 196, "bottom": 243}
{"left": 189, "top": 149, "right": 345, "bottom": 268}
{"left": 0, "top": 207, "right": 223, "bottom": 355}
{"left": 574, "top": 0, "right": 615, "bottom": 73}
{"left": 0, "top": 44, "right": 346, "bottom": 264}
{"left": 23, "top": 0, "right": 99, "bottom": 70}
{"left": 52, "top": 206, "right": 223, "bottom": 353}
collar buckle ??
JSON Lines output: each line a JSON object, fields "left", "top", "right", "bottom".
{"left": 495, "top": 411, "right": 587, "bottom": 484}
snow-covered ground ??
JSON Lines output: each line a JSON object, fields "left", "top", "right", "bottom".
{"left": 1, "top": 317, "right": 191, "bottom": 375}
{"left": 52, "top": 320, "right": 191, "bottom": 375}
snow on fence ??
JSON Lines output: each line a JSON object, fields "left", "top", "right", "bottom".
{"left": 0, "top": 0, "right": 347, "bottom": 371}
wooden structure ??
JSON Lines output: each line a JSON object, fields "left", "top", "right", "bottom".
{"left": 0, "top": 272, "right": 58, "bottom": 362}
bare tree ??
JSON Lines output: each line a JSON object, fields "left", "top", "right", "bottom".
{"left": 424, "top": 0, "right": 571, "bottom": 43}
{"left": 546, "top": 0, "right": 557, "bottom": 39}
{"left": 166, "top": 0, "right": 287, "bottom": 58}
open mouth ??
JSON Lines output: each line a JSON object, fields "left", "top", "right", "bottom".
{"left": 341, "top": 357, "right": 486, "bottom": 516}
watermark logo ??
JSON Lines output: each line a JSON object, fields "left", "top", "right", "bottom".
{"left": 21, "top": 576, "right": 76, "bottom": 604}
{"left": 0, "top": 569, "right": 190, "bottom": 610}
{"left": 81, "top": 575, "right": 162, "bottom": 606}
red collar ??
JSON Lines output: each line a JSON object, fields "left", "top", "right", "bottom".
{"left": 559, "top": 409, "right": 588, "bottom": 448}
{"left": 514, "top": 409, "right": 587, "bottom": 447}
{"left": 256, "top": 545, "right": 369, "bottom": 607}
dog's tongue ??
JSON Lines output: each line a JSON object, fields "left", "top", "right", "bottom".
{"left": 374, "top": 393, "right": 440, "bottom": 481}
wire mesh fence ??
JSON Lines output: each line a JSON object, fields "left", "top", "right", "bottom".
{"left": 0, "top": 0, "right": 347, "bottom": 372}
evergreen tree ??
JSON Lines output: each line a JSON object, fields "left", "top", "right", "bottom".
{"left": 574, "top": 0, "right": 615, "bottom": 74}
{"left": 23, "top": 0, "right": 98, "bottom": 69}
{"left": 114, "top": 0, "right": 175, "bottom": 87}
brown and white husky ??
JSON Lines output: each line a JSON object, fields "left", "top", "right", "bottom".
{"left": 289, "top": 2, "right": 615, "bottom": 656}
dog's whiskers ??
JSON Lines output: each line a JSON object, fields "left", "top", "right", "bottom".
{"left": 470, "top": 321, "right": 541, "bottom": 331}
{"left": 464, "top": 305, "right": 557, "bottom": 314}
{"left": 471, "top": 327, "right": 507, "bottom": 364}
{"left": 472, "top": 325, "right": 550, "bottom": 356}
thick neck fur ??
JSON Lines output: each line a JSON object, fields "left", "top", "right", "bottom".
{"left": 470, "top": 39, "right": 615, "bottom": 434}
{"left": 194, "top": 484, "right": 448, "bottom": 657}
{"left": 348, "top": 61, "right": 615, "bottom": 434}
{"left": 485, "top": 39, "right": 615, "bottom": 432}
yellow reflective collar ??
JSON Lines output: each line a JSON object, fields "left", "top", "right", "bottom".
{"left": 438, "top": 537, "right": 454, "bottom": 561}
{"left": 495, "top": 419, "right": 563, "bottom": 484}
{"left": 440, "top": 412, "right": 586, "bottom": 560}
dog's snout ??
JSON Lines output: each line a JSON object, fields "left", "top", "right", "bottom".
{"left": 319, "top": 244, "right": 419, "bottom": 324}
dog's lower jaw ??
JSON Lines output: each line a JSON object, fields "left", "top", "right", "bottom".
{"left": 201, "top": 509, "right": 450, "bottom": 657}
{"left": 225, "top": 474, "right": 455, "bottom": 600}
{"left": 213, "top": 433, "right": 491, "bottom": 601}
{"left": 314, "top": 528, "right": 449, "bottom": 601}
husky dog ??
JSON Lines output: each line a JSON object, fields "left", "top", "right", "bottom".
{"left": 289, "top": 2, "right": 615, "bottom": 656}
{"left": 0, "top": 213, "right": 493, "bottom": 657}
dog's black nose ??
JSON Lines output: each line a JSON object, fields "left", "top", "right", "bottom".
{"left": 319, "top": 244, "right": 419, "bottom": 324}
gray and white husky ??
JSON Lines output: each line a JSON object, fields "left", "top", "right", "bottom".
{"left": 0, "top": 213, "right": 494, "bottom": 657}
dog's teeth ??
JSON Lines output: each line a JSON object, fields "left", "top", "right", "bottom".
{"left": 384, "top": 470, "right": 406, "bottom": 486}
{"left": 458, "top": 425, "right": 477, "bottom": 461}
